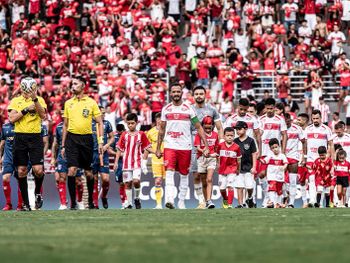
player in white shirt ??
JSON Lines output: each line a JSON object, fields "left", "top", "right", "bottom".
{"left": 156, "top": 84, "right": 209, "bottom": 209}
{"left": 304, "top": 109, "right": 334, "bottom": 207}
{"left": 332, "top": 121, "right": 350, "bottom": 206}
{"left": 258, "top": 98, "right": 287, "bottom": 207}
{"left": 260, "top": 138, "right": 288, "bottom": 208}
{"left": 285, "top": 113, "right": 306, "bottom": 208}
{"left": 224, "top": 98, "right": 261, "bottom": 144}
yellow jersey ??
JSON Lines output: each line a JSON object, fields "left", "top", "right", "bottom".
{"left": 146, "top": 126, "right": 164, "bottom": 164}
{"left": 63, "top": 96, "right": 101, "bottom": 135}
{"left": 8, "top": 95, "right": 47, "bottom": 133}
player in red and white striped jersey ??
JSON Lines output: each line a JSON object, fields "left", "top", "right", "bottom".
{"left": 332, "top": 121, "right": 350, "bottom": 160}
{"left": 258, "top": 98, "right": 287, "bottom": 207}
{"left": 224, "top": 98, "right": 261, "bottom": 145}
{"left": 114, "top": 113, "right": 154, "bottom": 209}
{"left": 285, "top": 113, "right": 306, "bottom": 208}
{"left": 156, "top": 84, "right": 209, "bottom": 209}
{"left": 304, "top": 110, "right": 334, "bottom": 207}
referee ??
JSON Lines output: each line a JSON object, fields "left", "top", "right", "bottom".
{"left": 8, "top": 80, "right": 47, "bottom": 211}
{"left": 61, "top": 77, "right": 104, "bottom": 210}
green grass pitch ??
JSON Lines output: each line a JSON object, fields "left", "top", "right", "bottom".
{"left": 1, "top": 209, "right": 350, "bottom": 263}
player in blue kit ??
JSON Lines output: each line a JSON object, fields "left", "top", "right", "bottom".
{"left": 0, "top": 122, "right": 23, "bottom": 210}
{"left": 51, "top": 120, "right": 84, "bottom": 210}
{"left": 91, "top": 107, "right": 114, "bottom": 209}
{"left": 0, "top": 122, "right": 48, "bottom": 210}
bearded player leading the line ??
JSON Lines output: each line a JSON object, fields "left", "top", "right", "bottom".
{"left": 7, "top": 77, "right": 47, "bottom": 211}
{"left": 156, "top": 83, "right": 210, "bottom": 209}
{"left": 304, "top": 109, "right": 334, "bottom": 207}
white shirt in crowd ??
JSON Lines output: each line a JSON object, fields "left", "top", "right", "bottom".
{"left": 327, "top": 31, "right": 346, "bottom": 55}
{"left": 341, "top": 0, "right": 350, "bottom": 21}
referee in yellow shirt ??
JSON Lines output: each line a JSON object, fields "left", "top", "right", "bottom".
{"left": 61, "top": 77, "right": 104, "bottom": 210}
{"left": 8, "top": 79, "right": 47, "bottom": 211}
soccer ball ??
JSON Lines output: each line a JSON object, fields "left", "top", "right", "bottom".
{"left": 20, "top": 77, "right": 37, "bottom": 93}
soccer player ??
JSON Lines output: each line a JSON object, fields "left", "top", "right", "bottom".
{"left": 194, "top": 116, "right": 219, "bottom": 209}
{"left": 258, "top": 98, "right": 287, "bottom": 207}
{"left": 91, "top": 107, "right": 114, "bottom": 209}
{"left": 233, "top": 121, "right": 257, "bottom": 208}
{"left": 217, "top": 127, "right": 241, "bottom": 208}
{"left": 224, "top": 98, "right": 261, "bottom": 144}
{"left": 8, "top": 79, "right": 47, "bottom": 211}
{"left": 145, "top": 113, "right": 165, "bottom": 209}
{"left": 156, "top": 83, "right": 209, "bottom": 209}
{"left": 304, "top": 109, "right": 334, "bottom": 207}
{"left": 296, "top": 113, "right": 310, "bottom": 207}
{"left": 332, "top": 122, "right": 350, "bottom": 158}
{"left": 51, "top": 114, "right": 85, "bottom": 210}
{"left": 61, "top": 77, "right": 104, "bottom": 209}
{"left": 192, "top": 85, "right": 223, "bottom": 209}
{"left": 285, "top": 113, "right": 306, "bottom": 208}
{"left": 333, "top": 150, "right": 350, "bottom": 208}
{"left": 260, "top": 138, "right": 288, "bottom": 208}
{"left": 312, "top": 146, "right": 333, "bottom": 208}
{"left": 114, "top": 113, "right": 153, "bottom": 209}
{"left": 0, "top": 121, "right": 23, "bottom": 210}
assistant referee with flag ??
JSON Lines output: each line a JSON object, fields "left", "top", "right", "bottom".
{"left": 61, "top": 77, "right": 104, "bottom": 209}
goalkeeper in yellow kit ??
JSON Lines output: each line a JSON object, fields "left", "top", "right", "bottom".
{"left": 144, "top": 113, "right": 165, "bottom": 209}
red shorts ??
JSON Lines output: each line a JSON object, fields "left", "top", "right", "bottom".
{"left": 268, "top": 181, "right": 283, "bottom": 195}
{"left": 287, "top": 158, "right": 299, "bottom": 165}
{"left": 164, "top": 148, "right": 191, "bottom": 175}
{"left": 298, "top": 166, "right": 308, "bottom": 184}
{"left": 257, "top": 157, "right": 268, "bottom": 176}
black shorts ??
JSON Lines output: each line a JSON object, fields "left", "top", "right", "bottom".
{"left": 66, "top": 132, "right": 93, "bottom": 170}
{"left": 336, "top": 176, "right": 349, "bottom": 188}
{"left": 13, "top": 133, "right": 44, "bottom": 166}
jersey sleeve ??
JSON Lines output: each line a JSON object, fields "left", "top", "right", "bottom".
{"left": 326, "top": 127, "right": 333, "bottom": 141}
{"left": 280, "top": 118, "right": 287, "bottom": 132}
{"left": 117, "top": 132, "right": 126, "bottom": 151}
{"left": 8, "top": 98, "right": 19, "bottom": 112}
{"left": 194, "top": 134, "right": 201, "bottom": 147}
{"left": 106, "top": 121, "right": 113, "bottom": 134}
{"left": 212, "top": 107, "right": 221, "bottom": 122}
{"left": 189, "top": 106, "right": 199, "bottom": 125}
{"left": 91, "top": 100, "right": 101, "bottom": 118}
{"left": 223, "top": 117, "right": 232, "bottom": 129}
{"left": 160, "top": 107, "right": 166, "bottom": 122}
{"left": 140, "top": 131, "right": 151, "bottom": 151}
{"left": 253, "top": 117, "right": 259, "bottom": 130}
{"left": 0, "top": 127, "right": 4, "bottom": 141}
{"left": 63, "top": 101, "right": 69, "bottom": 118}
{"left": 38, "top": 97, "right": 47, "bottom": 110}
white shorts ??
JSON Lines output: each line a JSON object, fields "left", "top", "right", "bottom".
{"left": 218, "top": 174, "right": 235, "bottom": 190}
{"left": 123, "top": 169, "right": 141, "bottom": 182}
{"left": 197, "top": 156, "right": 217, "bottom": 174}
{"left": 234, "top": 173, "right": 254, "bottom": 189}
{"left": 317, "top": 185, "right": 330, "bottom": 194}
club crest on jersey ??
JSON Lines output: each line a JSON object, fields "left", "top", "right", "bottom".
{"left": 266, "top": 124, "right": 272, "bottom": 129}
{"left": 82, "top": 109, "right": 90, "bottom": 118}
{"left": 174, "top": 114, "right": 180, "bottom": 119}
{"left": 274, "top": 160, "right": 279, "bottom": 165}
{"left": 314, "top": 134, "right": 318, "bottom": 138}
{"left": 244, "top": 144, "right": 250, "bottom": 150}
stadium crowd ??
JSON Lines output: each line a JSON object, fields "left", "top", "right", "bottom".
{"left": 2, "top": 0, "right": 350, "bottom": 210}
